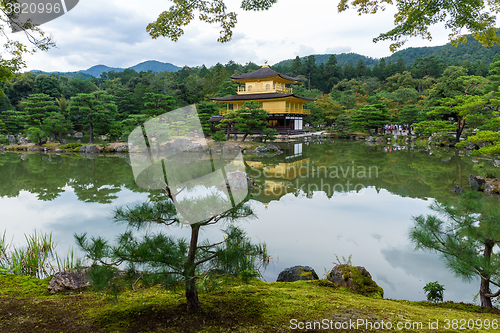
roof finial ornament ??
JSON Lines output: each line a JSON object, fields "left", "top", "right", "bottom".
{"left": 263, "top": 60, "right": 269, "bottom": 68}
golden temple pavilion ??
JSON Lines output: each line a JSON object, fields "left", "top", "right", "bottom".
{"left": 211, "top": 65, "right": 316, "bottom": 133}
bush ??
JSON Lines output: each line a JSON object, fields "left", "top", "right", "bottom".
{"left": 423, "top": 281, "right": 445, "bottom": 302}
{"left": 212, "top": 131, "right": 226, "bottom": 142}
{"left": 59, "top": 143, "right": 82, "bottom": 150}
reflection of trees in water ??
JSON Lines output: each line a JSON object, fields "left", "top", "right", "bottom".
{"left": 0, "top": 142, "right": 487, "bottom": 204}
{"left": 0, "top": 153, "right": 146, "bottom": 203}
{"left": 246, "top": 141, "right": 479, "bottom": 205}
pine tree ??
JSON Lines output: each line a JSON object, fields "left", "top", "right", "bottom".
{"left": 75, "top": 183, "right": 267, "bottom": 312}
{"left": 69, "top": 91, "right": 118, "bottom": 143}
{"left": 410, "top": 191, "right": 500, "bottom": 308}
{"left": 350, "top": 103, "right": 390, "bottom": 135}
{"left": 484, "top": 61, "right": 500, "bottom": 94}
{"left": 398, "top": 104, "right": 420, "bottom": 135}
{"left": 234, "top": 101, "right": 269, "bottom": 142}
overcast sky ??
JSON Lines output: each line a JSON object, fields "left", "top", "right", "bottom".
{"left": 13, "top": 0, "right": 458, "bottom": 72}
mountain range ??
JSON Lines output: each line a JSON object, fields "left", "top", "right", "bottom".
{"left": 31, "top": 60, "right": 182, "bottom": 79}
{"left": 276, "top": 33, "right": 500, "bottom": 68}
{"left": 30, "top": 32, "right": 500, "bottom": 79}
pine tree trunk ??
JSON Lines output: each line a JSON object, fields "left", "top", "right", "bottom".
{"left": 185, "top": 224, "right": 201, "bottom": 313}
{"left": 480, "top": 243, "right": 494, "bottom": 308}
{"left": 89, "top": 119, "right": 94, "bottom": 144}
{"left": 240, "top": 133, "right": 248, "bottom": 142}
{"left": 480, "top": 276, "right": 493, "bottom": 308}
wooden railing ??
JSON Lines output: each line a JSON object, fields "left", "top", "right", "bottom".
{"left": 219, "top": 108, "right": 310, "bottom": 116}
{"left": 237, "top": 85, "right": 293, "bottom": 94}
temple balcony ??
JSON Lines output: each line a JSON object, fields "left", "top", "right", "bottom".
{"left": 220, "top": 107, "right": 310, "bottom": 116}
{"left": 237, "top": 85, "right": 293, "bottom": 95}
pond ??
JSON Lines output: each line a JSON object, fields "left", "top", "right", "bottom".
{"left": 0, "top": 140, "right": 495, "bottom": 303}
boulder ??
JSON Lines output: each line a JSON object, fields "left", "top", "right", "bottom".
{"left": 8, "top": 135, "right": 16, "bottom": 145}
{"left": 186, "top": 142, "right": 204, "bottom": 152}
{"left": 365, "top": 136, "right": 374, "bottom": 142}
{"left": 55, "top": 149, "right": 64, "bottom": 153}
{"left": 485, "top": 181, "right": 500, "bottom": 193}
{"left": 451, "top": 185, "right": 464, "bottom": 193}
{"left": 85, "top": 145, "right": 100, "bottom": 154}
{"left": 230, "top": 144, "right": 242, "bottom": 151}
{"left": 173, "top": 138, "right": 192, "bottom": 150}
{"left": 375, "top": 137, "right": 386, "bottom": 143}
{"left": 265, "top": 144, "right": 279, "bottom": 152}
{"left": 276, "top": 265, "right": 319, "bottom": 282}
{"left": 116, "top": 145, "right": 129, "bottom": 153}
{"left": 255, "top": 146, "right": 268, "bottom": 153}
{"left": 77, "top": 139, "right": 82, "bottom": 144}
{"left": 0, "top": 144, "right": 4, "bottom": 150}
{"left": 469, "top": 174, "right": 486, "bottom": 190}
{"left": 60, "top": 139, "right": 68, "bottom": 145}
{"left": 74, "top": 132, "right": 83, "bottom": 138}
{"left": 220, "top": 171, "right": 251, "bottom": 191}
{"left": 48, "top": 269, "right": 90, "bottom": 294}
{"left": 465, "top": 142, "right": 476, "bottom": 150}
{"left": 327, "top": 264, "right": 383, "bottom": 298}
{"left": 78, "top": 145, "right": 86, "bottom": 153}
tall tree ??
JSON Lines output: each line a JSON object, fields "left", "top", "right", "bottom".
{"left": 21, "top": 93, "right": 58, "bottom": 128}
{"left": 143, "top": 92, "right": 176, "bottom": 117}
{"left": 234, "top": 101, "right": 269, "bottom": 142}
{"left": 351, "top": 103, "right": 390, "bottom": 135}
{"left": 69, "top": 91, "right": 118, "bottom": 143}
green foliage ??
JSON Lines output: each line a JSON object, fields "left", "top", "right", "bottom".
{"left": 26, "top": 126, "right": 45, "bottom": 145}
{"left": 142, "top": 92, "right": 176, "bottom": 117}
{"left": 58, "top": 143, "right": 83, "bottom": 150}
{"left": 211, "top": 130, "right": 226, "bottom": 142}
{"left": 350, "top": 103, "right": 390, "bottom": 135}
{"left": 0, "top": 231, "right": 80, "bottom": 279}
{"left": 69, "top": 91, "right": 118, "bottom": 143}
{"left": 413, "top": 120, "right": 456, "bottom": 137}
{"left": 409, "top": 190, "right": 500, "bottom": 308}
{"left": 423, "top": 281, "right": 445, "bottom": 303}
{"left": 472, "top": 163, "right": 500, "bottom": 178}
{"left": 75, "top": 193, "right": 267, "bottom": 312}
{"left": 234, "top": 102, "right": 269, "bottom": 142}
{"left": 261, "top": 128, "right": 278, "bottom": 142}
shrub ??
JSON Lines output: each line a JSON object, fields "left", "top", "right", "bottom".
{"left": 58, "top": 143, "right": 82, "bottom": 150}
{"left": 212, "top": 131, "right": 226, "bottom": 142}
{"left": 423, "top": 281, "right": 445, "bottom": 302}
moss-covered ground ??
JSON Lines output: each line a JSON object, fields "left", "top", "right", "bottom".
{"left": 1, "top": 274, "right": 500, "bottom": 332}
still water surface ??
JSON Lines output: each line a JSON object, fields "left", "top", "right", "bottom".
{"left": 0, "top": 140, "right": 494, "bottom": 303}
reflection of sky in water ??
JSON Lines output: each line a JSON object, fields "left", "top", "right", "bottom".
{"left": 0, "top": 185, "right": 479, "bottom": 304}
{"left": 244, "top": 188, "right": 479, "bottom": 303}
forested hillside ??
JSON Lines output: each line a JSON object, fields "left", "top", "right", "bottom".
{"left": 278, "top": 31, "right": 500, "bottom": 69}
{"left": 2, "top": 48, "right": 500, "bottom": 152}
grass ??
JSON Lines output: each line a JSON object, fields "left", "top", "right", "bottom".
{"left": 1, "top": 275, "right": 499, "bottom": 332}
{"left": 0, "top": 231, "right": 81, "bottom": 279}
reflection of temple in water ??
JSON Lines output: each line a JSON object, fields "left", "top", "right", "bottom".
{"left": 245, "top": 142, "right": 310, "bottom": 205}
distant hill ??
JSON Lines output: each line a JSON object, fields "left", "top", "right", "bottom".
{"left": 129, "top": 60, "right": 181, "bottom": 73}
{"left": 30, "top": 70, "right": 94, "bottom": 80}
{"left": 274, "top": 53, "right": 377, "bottom": 68}
{"left": 30, "top": 60, "right": 182, "bottom": 78}
{"left": 384, "top": 35, "right": 500, "bottom": 66}
{"left": 81, "top": 64, "right": 124, "bottom": 77}
{"left": 275, "top": 31, "right": 500, "bottom": 68}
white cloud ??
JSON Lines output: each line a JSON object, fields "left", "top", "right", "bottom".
{"left": 14, "top": 0, "right": 459, "bottom": 72}
{"left": 326, "top": 46, "right": 352, "bottom": 54}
